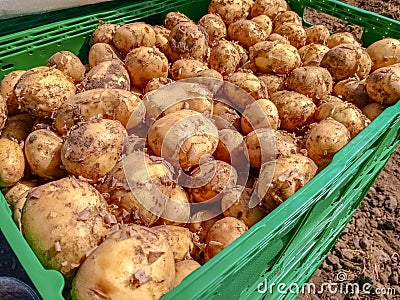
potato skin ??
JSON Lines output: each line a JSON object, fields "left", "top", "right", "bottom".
{"left": 258, "top": 74, "right": 285, "bottom": 94}
{"left": 173, "top": 260, "right": 201, "bottom": 287}
{"left": 362, "top": 103, "right": 385, "bottom": 121}
{"left": 327, "top": 32, "right": 359, "bottom": 49}
{"left": 15, "top": 66, "right": 76, "bottom": 118}
{"left": 214, "top": 128, "right": 244, "bottom": 164}
{"left": 0, "top": 96, "right": 7, "bottom": 132}
{"left": 88, "top": 43, "right": 123, "bottom": 67}
{"left": 365, "top": 66, "right": 400, "bottom": 105}
{"left": 0, "top": 138, "right": 25, "bottom": 187}
{"left": 198, "top": 13, "right": 227, "bottom": 46}
{"left": 164, "top": 11, "right": 193, "bottom": 30}
{"left": 170, "top": 59, "right": 208, "bottom": 80}
{"left": 0, "top": 114, "right": 34, "bottom": 142}
{"left": 228, "top": 20, "right": 268, "bottom": 48}
{"left": 212, "top": 101, "right": 241, "bottom": 130}
{"left": 61, "top": 119, "right": 125, "bottom": 182}
{"left": 241, "top": 98, "right": 280, "bottom": 134}
{"left": 90, "top": 23, "right": 118, "bottom": 45}
{"left": 145, "top": 77, "right": 174, "bottom": 94}
{"left": 251, "top": 0, "right": 287, "bottom": 19}
{"left": 159, "top": 184, "right": 190, "bottom": 225}
{"left": 273, "top": 11, "right": 302, "bottom": 29}
{"left": 0, "top": 70, "right": 25, "bottom": 116}
{"left": 225, "top": 72, "right": 268, "bottom": 103}
{"left": 47, "top": 51, "right": 86, "bottom": 83}
{"left": 298, "top": 43, "right": 330, "bottom": 66}
{"left": 305, "top": 25, "right": 330, "bottom": 45}
{"left": 209, "top": 0, "right": 251, "bottom": 25}
{"left": 333, "top": 79, "right": 370, "bottom": 109}
{"left": 274, "top": 22, "right": 306, "bottom": 49}
{"left": 112, "top": 22, "right": 156, "bottom": 55}
{"left": 209, "top": 40, "right": 240, "bottom": 76}
{"left": 367, "top": 38, "right": 400, "bottom": 71}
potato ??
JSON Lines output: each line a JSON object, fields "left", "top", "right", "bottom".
{"left": 0, "top": 70, "right": 25, "bottom": 116}
{"left": 0, "top": 96, "right": 7, "bottom": 130}
{"left": 209, "top": 40, "right": 240, "bottom": 76}
{"left": 251, "top": 15, "right": 273, "bottom": 36}
{"left": 274, "top": 22, "right": 306, "bottom": 49}
{"left": 71, "top": 225, "right": 175, "bottom": 300}
{"left": 228, "top": 20, "right": 268, "bottom": 48}
{"left": 24, "top": 129, "right": 66, "bottom": 180}
{"left": 321, "top": 44, "right": 372, "bottom": 81}
{"left": 125, "top": 46, "right": 168, "bottom": 89}
{"left": 244, "top": 128, "right": 298, "bottom": 168}
{"left": 305, "top": 25, "right": 330, "bottom": 45}
{"left": 315, "top": 101, "right": 368, "bottom": 138}
{"left": 273, "top": 11, "right": 302, "bottom": 29}
{"left": 81, "top": 60, "right": 130, "bottom": 91}
{"left": 14, "top": 66, "right": 76, "bottom": 118}
{"left": 221, "top": 187, "right": 266, "bottom": 227}
{"left": 159, "top": 184, "right": 190, "bottom": 225}
{"left": 168, "top": 22, "right": 209, "bottom": 62}
{"left": 90, "top": 23, "right": 118, "bottom": 45}
{"left": 194, "top": 68, "right": 224, "bottom": 80}
{"left": 286, "top": 66, "right": 333, "bottom": 101}
{"left": 298, "top": 43, "right": 330, "bottom": 66}
{"left": 270, "top": 90, "right": 316, "bottom": 131}
{"left": 225, "top": 72, "right": 268, "bottom": 102}
{"left": 214, "top": 128, "right": 245, "bottom": 164}
{"left": 54, "top": 88, "right": 144, "bottom": 135}
{"left": 0, "top": 138, "right": 25, "bottom": 187}
{"left": 333, "top": 79, "right": 370, "bottom": 108}
{"left": 250, "top": 41, "right": 301, "bottom": 75}
{"left": 4, "top": 180, "right": 36, "bottom": 208}
{"left": 154, "top": 25, "right": 170, "bottom": 50}
{"left": 367, "top": 38, "right": 400, "bottom": 71}
{"left": 233, "top": 42, "right": 249, "bottom": 67}
{"left": 267, "top": 33, "right": 290, "bottom": 44}
{"left": 12, "top": 190, "right": 30, "bottom": 231}
{"left": 198, "top": 13, "right": 227, "bottom": 46}
{"left": 22, "top": 177, "right": 110, "bottom": 284}
{"left": 47, "top": 51, "right": 86, "bottom": 83}
{"left": 204, "top": 217, "right": 247, "bottom": 262}
{"left": 241, "top": 98, "right": 280, "bottom": 134}
{"left": 188, "top": 210, "right": 222, "bottom": 245}
{"left": 0, "top": 114, "right": 34, "bottom": 142}
{"left": 327, "top": 32, "right": 359, "bottom": 48}
{"left": 61, "top": 119, "right": 125, "bottom": 182}
{"left": 164, "top": 11, "right": 193, "bottom": 30}
{"left": 208, "top": 0, "right": 251, "bottom": 25}
{"left": 187, "top": 160, "right": 238, "bottom": 203}
{"left": 173, "top": 260, "right": 201, "bottom": 287}
{"left": 306, "top": 118, "right": 351, "bottom": 167}
{"left": 153, "top": 225, "right": 194, "bottom": 262}
{"left": 362, "top": 103, "right": 385, "bottom": 121}
{"left": 258, "top": 74, "right": 285, "bottom": 94}
{"left": 212, "top": 101, "right": 241, "bottom": 130}
{"left": 251, "top": 0, "right": 287, "bottom": 19}
{"left": 170, "top": 59, "right": 208, "bottom": 80}
{"left": 112, "top": 22, "right": 156, "bottom": 55}
{"left": 88, "top": 43, "right": 123, "bottom": 68}
{"left": 365, "top": 66, "right": 400, "bottom": 105}
{"left": 257, "top": 154, "right": 318, "bottom": 211}
{"left": 145, "top": 77, "right": 174, "bottom": 94}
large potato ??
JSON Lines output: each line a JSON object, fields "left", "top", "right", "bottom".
{"left": 24, "top": 129, "right": 66, "bottom": 180}
{"left": 241, "top": 98, "right": 280, "bottom": 134}
{"left": 88, "top": 43, "right": 123, "bottom": 67}
{"left": 250, "top": 41, "right": 301, "bottom": 75}
{"left": 298, "top": 43, "right": 330, "bottom": 66}
{"left": 365, "top": 66, "right": 400, "bottom": 105}
{"left": 274, "top": 22, "right": 306, "bottom": 49}
{"left": 90, "top": 23, "right": 118, "bottom": 45}
{"left": 14, "top": 66, "right": 76, "bottom": 118}
{"left": 54, "top": 88, "right": 144, "bottom": 135}
{"left": 209, "top": 40, "right": 240, "bottom": 76}
{"left": 367, "top": 38, "right": 400, "bottom": 71}
{"left": 305, "top": 25, "right": 330, "bottom": 45}
{"left": 258, "top": 154, "right": 318, "bottom": 211}
{"left": 0, "top": 138, "right": 25, "bottom": 187}
{"left": 251, "top": 0, "right": 287, "bottom": 19}
{"left": 228, "top": 20, "right": 268, "bottom": 48}
{"left": 112, "top": 22, "right": 156, "bottom": 55}
{"left": 212, "top": 101, "right": 241, "bottom": 130}
{"left": 164, "top": 11, "right": 193, "bottom": 30}
{"left": 0, "top": 114, "right": 34, "bottom": 142}
{"left": 0, "top": 70, "right": 25, "bottom": 116}
{"left": 198, "top": 13, "right": 227, "bottom": 46}
{"left": 170, "top": 59, "right": 208, "bottom": 80}
{"left": 22, "top": 177, "right": 110, "bottom": 284}
{"left": 208, "top": 0, "right": 251, "bottom": 25}
{"left": 61, "top": 119, "right": 125, "bottom": 182}
{"left": 71, "top": 225, "right": 175, "bottom": 300}
{"left": 47, "top": 51, "right": 86, "bottom": 83}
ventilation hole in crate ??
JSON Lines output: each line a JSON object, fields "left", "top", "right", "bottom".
{"left": 1, "top": 64, "right": 14, "bottom": 71}
{"left": 29, "top": 51, "right": 33, "bottom": 55}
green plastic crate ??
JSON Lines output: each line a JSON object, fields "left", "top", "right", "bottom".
{"left": 0, "top": 0, "right": 399, "bottom": 299}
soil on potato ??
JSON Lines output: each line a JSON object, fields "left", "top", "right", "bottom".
{"left": 300, "top": 1, "right": 400, "bottom": 299}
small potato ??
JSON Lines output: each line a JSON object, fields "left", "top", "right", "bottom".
{"left": 250, "top": 41, "right": 301, "bottom": 75}
{"left": 187, "top": 160, "right": 238, "bottom": 203}
{"left": 214, "top": 128, "right": 245, "bottom": 164}
{"left": 168, "top": 22, "right": 209, "bottom": 62}
{"left": 198, "top": 13, "right": 227, "bottom": 46}
{"left": 61, "top": 119, "right": 125, "bottom": 182}
{"left": 145, "top": 77, "right": 174, "bottom": 94}
{"left": 209, "top": 40, "right": 240, "bottom": 76}
{"left": 362, "top": 103, "right": 386, "bottom": 121}
{"left": 188, "top": 210, "right": 223, "bottom": 245}
{"left": 88, "top": 43, "right": 123, "bottom": 68}
{"left": 159, "top": 184, "right": 190, "bottom": 225}
{"left": 204, "top": 217, "right": 247, "bottom": 262}
{"left": 251, "top": 15, "right": 273, "bottom": 36}
{"left": 367, "top": 38, "right": 400, "bottom": 71}
{"left": 208, "top": 0, "right": 251, "bottom": 25}
{"left": 112, "top": 22, "right": 156, "bottom": 55}
{"left": 241, "top": 98, "right": 280, "bottom": 134}
{"left": 286, "top": 66, "right": 333, "bottom": 101}
{"left": 225, "top": 72, "right": 268, "bottom": 103}
{"left": 365, "top": 66, "right": 400, "bottom": 105}
{"left": 333, "top": 79, "right": 370, "bottom": 109}
{"left": 305, "top": 25, "right": 330, "bottom": 45}
{"left": 270, "top": 91, "right": 316, "bottom": 131}
{"left": 221, "top": 187, "right": 266, "bottom": 227}
{"left": 267, "top": 33, "right": 290, "bottom": 44}
{"left": 306, "top": 118, "right": 351, "bottom": 167}
{"left": 148, "top": 109, "right": 219, "bottom": 170}
{"left": 0, "top": 70, "right": 25, "bottom": 116}
{"left": 273, "top": 11, "right": 302, "bottom": 29}
{"left": 321, "top": 44, "right": 372, "bottom": 81}
{"left": 153, "top": 225, "right": 194, "bottom": 262}
{"left": 164, "top": 11, "right": 193, "bottom": 30}
{"left": 90, "top": 23, "right": 118, "bottom": 45}
{"left": 15, "top": 66, "right": 76, "bottom": 118}
{"left": 47, "top": 51, "right": 86, "bottom": 83}
{"left": 274, "top": 22, "right": 306, "bottom": 49}
{"left": 81, "top": 60, "right": 130, "bottom": 91}
{"left": 170, "top": 59, "right": 208, "bottom": 80}
{"left": 251, "top": 0, "right": 287, "bottom": 19}
{"left": 24, "top": 129, "right": 66, "bottom": 180}
{"left": 258, "top": 74, "right": 285, "bottom": 94}
{"left": 298, "top": 43, "right": 330, "bottom": 66}
{"left": 0, "top": 138, "right": 25, "bottom": 187}
{"left": 327, "top": 32, "right": 359, "bottom": 48}
{"left": 5, "top": 180, "right": 36, "bottom": 208}
{"left": 228, "top": 20, "right": 268, "bottom": 48}
{"left": 174, "top": 260, "right": 201, "bottom": 287}
{"left": 212, "top": 101, "right": 241, "bottom": 130}
{"left": 1, "top": 114, "right": 34, "bottom": 142}
{"left": 258, "top": 154, "right": 318, "bottom": 211}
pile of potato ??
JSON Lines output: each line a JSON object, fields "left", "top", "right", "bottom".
{"left": 1, "top": 0, "right": 400, "bottom": 298}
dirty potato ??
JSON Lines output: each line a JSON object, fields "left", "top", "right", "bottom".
{"left": 0, "top": 70, "right": 25, "bottom": 116}
{"left": 208, "top": 0, "right": 251, "bottom": 25}
{"left": 305, "top": 25, "right": 330, "bottom": 45}
{"left": 198, "top": 13, "right": 227, "bottom": 46}
{"left": 0, "top": 138, "right": 25, "bottom": 187}
{"left": 164, "top": 11, "right": 193, "bottom": 30}
{"left": 228, "top": 19, "right": 268, "bottom": 48}
{"left": 367, "top": 38, "right": 400, "bottom": 71}
{"left": 170, "top": 59, "right": 208, "bottom": 80}
{"left": 112, "top": 22, "right": 156, "bottom": 55}
{"left": 298, "top": 43, "right": 330, "bottom": 66}
{"left": 241, "top": 98, "right": 280, "bottom": 134}
{"left": 365, "top": 65, "right": 400, "bottom": 105}
{"left": 209, "top": 40, "right": 240, "bottom": 76}
{"left": 47, "top": 51, "right": 86, "bottom": 83}
{"left": 90, "top": 23, "right": 118, "bottom": 45}
{"left": 88, "top": 43, "right": 123, "bottom": 67}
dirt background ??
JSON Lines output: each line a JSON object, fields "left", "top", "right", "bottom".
{"left": 300, "top": 1, "right": 400, "bottom": 299}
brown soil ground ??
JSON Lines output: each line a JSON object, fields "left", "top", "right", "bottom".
{"left": 300, "top": 1, "right": 400, "bottom": 299}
